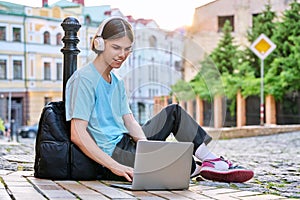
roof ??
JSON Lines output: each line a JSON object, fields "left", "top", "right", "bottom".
{"left": 0, "top": 1, "right": 25, "bottom": 15}
{"left": 195, "top": 0, "right": 217, "bottom": 9}
{"left": 50, "top": 0, "right": 81, "bottom": 8}
{"left": 83, "top": 5, "right": 111, "bottom": 23}
{"left": 136, "top": 18, "right": 154, "bottom": 26}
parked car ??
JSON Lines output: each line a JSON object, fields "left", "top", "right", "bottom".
{"left": 18, "top": 123, "right": 38, "bottom": 138}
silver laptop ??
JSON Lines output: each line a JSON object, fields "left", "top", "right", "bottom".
{"left": 111, "top": 140, "right": 194, "bottom": 190}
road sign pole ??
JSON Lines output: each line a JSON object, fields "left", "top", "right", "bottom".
{"left": 250, "top": 34, "right": 276, "bottom": 126}
{"left": 260, "top": 59, "right": 264, "bottom": 126}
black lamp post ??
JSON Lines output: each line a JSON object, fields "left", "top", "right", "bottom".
{"left": 60, "top": 17, "right": 81, "bottom": 102}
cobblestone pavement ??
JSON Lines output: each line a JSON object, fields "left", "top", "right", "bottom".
{"left": 205, "top": 131, "right": 300, "bottom": 199}
{"left": 0, "top": 131, "right": 299, "bottom": 199}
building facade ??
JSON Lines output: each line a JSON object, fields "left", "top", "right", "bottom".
{"left": 179, "top": 0, "right": 300, "bottom": 127}
{"left": 119, "top": 26, "right": 184, "bottom": 124}
{"left": 0, "top": 0, "right": 184, "bottom": 128}
{"left": 185, "top": 0, "right": 294, "bottom": 81}
{"left": 0, "top": 2, "right": 67, "bottom": 128}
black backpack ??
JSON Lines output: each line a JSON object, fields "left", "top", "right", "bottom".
{"left": 34, "top": 101, "right": 105, "bottom": 180}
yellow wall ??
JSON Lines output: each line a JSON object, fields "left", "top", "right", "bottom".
{"left": 28, "top": 91, "right": 62, "bottom": 125}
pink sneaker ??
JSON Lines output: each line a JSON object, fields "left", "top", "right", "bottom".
{"left": 200, "top": 157, "right": 254, "bottom": 183}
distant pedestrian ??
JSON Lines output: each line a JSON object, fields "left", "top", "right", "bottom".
{"left": 4, "top": 119, "right": 11, "bottom": 142}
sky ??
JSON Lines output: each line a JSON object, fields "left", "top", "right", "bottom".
{"left": 4, "top": 0, "right": 215, "bottom": 30}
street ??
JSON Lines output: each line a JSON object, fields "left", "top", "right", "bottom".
{"left": 206, "top": 131, "right": 300, "bottom": 198}
{"left": 0, "top": 131, "right": 299, "bottom": 198}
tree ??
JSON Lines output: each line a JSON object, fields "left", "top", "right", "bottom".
{"left": 190, "top": 56, "right": 223, "bottom": 102}
{"left": 188, "top": 21, "right": 238, "bottom": 114}
{"left": 171, "top": 79, "right": 196, "bottom": 101}
{"left": 210, "top": 20, "right": 241, "bottom": 114}
{"left": 241, "top": 2, "right": 277, "bottom": 98}
{"left": 265, "top": 0, "right": 300, "bottom": 99}
{"left": 210, "top": 20, "right": 239, "bottom": 74}
{"left": 243, "top": 2, "right": 277, "bottom": 77}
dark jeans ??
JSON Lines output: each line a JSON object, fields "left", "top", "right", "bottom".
{"left": 104, "top": 104, "right": 212, "bottom": 181}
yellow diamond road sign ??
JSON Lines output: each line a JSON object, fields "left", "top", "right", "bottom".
{"left": 250, "top": 34, "right": 276, "bottom": 60}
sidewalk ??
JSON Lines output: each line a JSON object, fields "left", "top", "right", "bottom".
{"left": 206, "top": 124, "right": 300, "bottom": 139}
{"left": 0, "top": 170, "right": 291, "bottom": 200}
{"left": 0, "top": 128, "right": 299, "bottom": 199}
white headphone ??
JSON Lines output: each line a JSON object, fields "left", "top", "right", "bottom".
{"left": 93, "top": 16, "right": 125, "bottom": 52}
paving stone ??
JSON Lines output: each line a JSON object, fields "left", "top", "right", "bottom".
{"left": 0, "top": 130, "right": 299, "bottom": 199}
{"left": 149, "top": 190, "right": 191, "bottom": 199}
{"left": 56, "top": 180, "right": 109, "bottom": 199}
{"left": 239, "top": 194, "right": 288, "bottom": 200}
{"left": 0, "top": 169, "right": 12, "bottom": 175}
{"left": 206, "top": 131, "right": 300, "bottom": 198}
{"left": 172, "top": 189, "right": 213, "bottom": 199}
{"left": 80, "top": 181, "right": 136, "bottom": 199}
{"left": 42, "top": 189, "right": 76, "bottom": 199}
{"left": 213, "top": 194, "right": 241, "bottom": 200}
{"left": 7, "top": 186, "right": 46, "bottom": 199}
{"left": 76, "top": 194, "right": 110, "bottom": 200}
{"left": 0, "top": 191, "right": 12, "bottom": 200}
{"left": 229, "top": 190, "right": 263, "bottom": 197}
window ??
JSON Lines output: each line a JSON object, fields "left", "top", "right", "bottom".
{"left": 13, "top": 60, "right": 22, "bottom": 80}
{"left": 56, "top": 33, "right": 62, "bottom": 45}
{"left": 89, "top": 36, "right": 93, "bottom": 47}
{"left": 43, "top": 31, "right": 50, "bottom": 44}
{"left": 85, "top": 16, "right": 91, "bottom": 25}
{"left": 44, "top": 62, "right": 51, "bottom": 80}
{"left": 175, "top": 60, "right": 182, "bottom": 71}
{"left": 56, "top": 63, "right": 62, "bottom": 80}
{"left": 149, "top": 35, "right": 157, "bottom": 48}
{"left": 0, "top": 26, "right": 6, "bottom": 41}
{"left": 0, "top": 59, "right": 7, "bottom": 79}
{"left": 218, "top": 15, "right": 234, "bottom": 32}
{"left": 13, "top": 27, "right": 21, "bottom": 42}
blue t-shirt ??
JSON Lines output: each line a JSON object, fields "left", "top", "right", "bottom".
{"left": 65, "top": 63, "right": 132, "bottom": 156}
